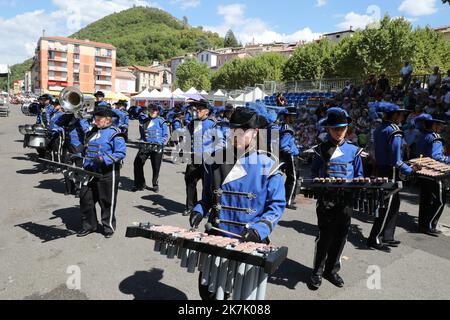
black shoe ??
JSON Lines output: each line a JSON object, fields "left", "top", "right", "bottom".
{"left": 182, "top": 209, "right": 192, "bottom": 217}
{"left": 430, "top": 228, "right": 442, "bottom": 235}
{"left": 323, "top": 273, "right": 344, "bottom": 288}
{"left": 286, "top": 204, "right": 297, "bottom": 210}
{"left": 419, "top": 227, "right": 439, "bottom": 237}
{"left": 131, "top": 186, "right": 145, "bottom": 192}
{"left": 308, "top": 274, "right": 322, "bottom": 290}
{"left": 384, "top": 239, "right": 401, "bottom": 247}
{"left": 104, "top": 232, "right": 114, "bottom": 239}
{"left": 77, "top": 229, "right": 94, "bottom": 237}
{"left": 152, "top": 186, "right": 159, "bottom": 193}
{"left": 367, "top": 241, "right": 391, "bottom": 253}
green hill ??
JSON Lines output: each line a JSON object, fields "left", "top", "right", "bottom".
{"left": 1, "top": 6, "right": 224, "bottom": 91}
{"left": 71, "top": 6, "right": 224, "bottom": 66}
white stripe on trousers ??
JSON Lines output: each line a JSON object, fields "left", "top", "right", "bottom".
{"left": 429, "top": 181, "right": 444, "bottom": 230}
{"left": 109, "top": 163, "right": 116, "bottom": 232}
{"left": 288, "top": 155, "right": 296, "bottom": 205}
{"left": 375, "top": 168, "right": 396, "bottom": 244}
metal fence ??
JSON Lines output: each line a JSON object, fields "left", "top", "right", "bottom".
{"left": 257, "top": 73, "right": 445, "bottom": 96}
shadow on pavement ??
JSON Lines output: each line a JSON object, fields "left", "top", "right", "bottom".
{"left": 135, "top": 205, "right": 180, "bottom": 218}
{"left": 269, "top": 258, "right": 312, "bottom": 290}
{"left": 142, "top": 194, "right": 185, "bottom": 213}
{"left": 119, "top": 268, "right": 188, "bottom": 300}
{"left": 278, "top": 219, "right": 317, "bottom": 238}
{"left": 119, "top": 176, "right": 135, "bottom": 192}
{"left": 35, "top": 178, "right": 66, "bottom": 194}
{"left": 15, "top": 221, "right": 76, "bottom": 243}
{"left": 50, "top": 207, "right": 82, "bottom": 232}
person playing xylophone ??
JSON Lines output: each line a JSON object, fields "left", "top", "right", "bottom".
{"left": 189, "top": 107, "right": 286, "bottom": 300}
{"left": 309, "top": 107, "right": 364, "bottom": 290}
{"left": 416, "top": 115, "right": 449, "bottom": 236}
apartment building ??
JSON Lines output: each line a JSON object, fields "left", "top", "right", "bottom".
{"left": 30, "top": 36, "right": 116, "bottom": 94}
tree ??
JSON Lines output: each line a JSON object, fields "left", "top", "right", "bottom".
{"left": 224, "top": 29, "right": 239, "bottom": 48}
{"left": 211, "top": 53, "right": 287, "bottom": 90}
{"left": 176, "top": 59, "right": 211, "bottom": 91}
{"left": 283, "top": 39, "right": 336, "bottom": 81}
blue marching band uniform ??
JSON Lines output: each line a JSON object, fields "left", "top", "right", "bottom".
{"left": 415, "top": 115, "right": 448, "bottom": 236}
{"left": 25, "top": 86, "right": 450, "bottom": 296}
{"left": 309, "top": 108, "right": 364, "bottom": 289}
{"left": 367, "top": 103, "right": 415, "bottom": 252}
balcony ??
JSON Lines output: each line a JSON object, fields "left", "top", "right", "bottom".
{"left": 48, "top": 55, "right": 67, "bottom": 62}
{"left": 48, "top": 65, "right": 68, "bottom": 72}
{"left": 95, "top": 79, "right": 112, "bottom": 85}
{"left": 95, "top": 60, "right": 112, "bottom": 67}
{"left": 48, "top": 76, "right": 68, "bottom": 81}
{"left": 48, "top": 46, "right": 68, "bottom": 53}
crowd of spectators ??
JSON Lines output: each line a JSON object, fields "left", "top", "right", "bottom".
{"left": 285, "top": 67, "right": 450, "bottom": 164}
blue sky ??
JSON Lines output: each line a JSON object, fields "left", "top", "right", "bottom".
{"left": 1, "top": 0, "right": 449, "bottom": 65}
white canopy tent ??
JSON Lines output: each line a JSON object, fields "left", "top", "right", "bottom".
{"left": 172, "top": 88, "right": 185, "bottom": 95}
{"left": 185, "top": 87, "right": 199, "bottom": 94}
{"left": 131, "top": 88, "right": 152, "bottom": 101}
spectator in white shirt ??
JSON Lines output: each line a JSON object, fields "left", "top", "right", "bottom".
{"left": 427, "top": 66, "right": 442, "bottom": 95}
{"left": 400, "top": 61, "right": 413, "bottom": 90}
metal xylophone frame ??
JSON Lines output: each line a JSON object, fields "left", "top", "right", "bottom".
{"left": 126, "top": 223, "right": 288, "bottom": 300}
{"left": 296, "top": 178, "right": 403, "bottom": 217}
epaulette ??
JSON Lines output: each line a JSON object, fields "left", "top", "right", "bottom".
{"left": 110, "top": 126, "right": 127, "bottom": 141}
{"left": 431, "top": 132, "right": 445, "bottom": 144}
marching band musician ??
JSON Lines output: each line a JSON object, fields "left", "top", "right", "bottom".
{"left": 309, "top": 107, "right": 364, "bottom": 289}
{"left": 416, "top": 115, "right": 448, "bottom": 236}
{"left": 53, "top": 104, "right": 90, "bottom": 195}
{"left": 36, "top": 94, "right": 56, "bottom": 159}
{"left": 189, "top": 107, "right": 286, "bottom": 300}
{"left": 112, "top": 100, "right": 129, "bottom": 141}
{"left": 78, "top": 107, "right": 127, "bottom": 238}
{"left": 132, "top": 104, "right": 169, "bottom": 193}
{"left": 367, "top": 103, "right": 418, "bottom": 252}
{"left": 280, "top": 107, "right": 300, "bottom": 210}
{"left": 182, "top": 100, "right": 223, "bottom": 216}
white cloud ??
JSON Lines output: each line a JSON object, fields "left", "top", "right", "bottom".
{"left": 398, "top": 0, "right": 438, "bottom": 17}
{"left": 316, "top": 0, "right": 327, "bottom": 7}
{"left": 170, "top": 0, "right": 201, "bottom": 10}
{"left": 336, "top": 5, "right": 381, "bottom": 30}
{"left": 0, "top": 0, "right": 160, "bottom": 65}
{"left": 205, "top": 4, "right": 322, "bottom": 45}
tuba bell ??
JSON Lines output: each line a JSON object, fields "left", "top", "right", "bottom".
{"left": 59, "top": 86, "right": 84, "bottom": 114}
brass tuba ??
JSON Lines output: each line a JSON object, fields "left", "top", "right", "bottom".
{"left": 59, "top": 86, "right": 84, "bottom": 114}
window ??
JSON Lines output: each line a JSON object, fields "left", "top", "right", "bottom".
{"left": 74, "top": 45, "right": 80, "bottom": 53}
{"left": 48, "top": 51, "right": 56, "bottom": 59}
{"left": 206, "top": 54, "right": 209, "bottom": 62}
{"left": 73, "top": 73, "right": 79, "bottom": 82}
{"left": 107, "top": 49, "right": 112, "bottom": 57}
{"left": 201, "top": 55, "right": 204, "bottom": 62}
{"left": 74, "top": 54, "right": 80, "bottom": 60}
{"left": 96, "top": 75, "right": 101, "bottom": 80}
{"left": 48, "top": 71, "right": 55, "bottom": 77}
{"left": 96, "top": 57, "right": 101, "bottom": 62}
{"left": 96, "top": 47, "right": 101, "bottom": 55}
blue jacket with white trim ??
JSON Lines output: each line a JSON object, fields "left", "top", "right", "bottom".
{"left": 311, "top": 138, "right": 364, "bottom": 180}
{"left": 193, "top": 149, "right": 286, "bottom": 241}
{"left": 416, "top": 131, "right": 450, "bottom": 164}
{"left": 138, "top": 114, "right": 169, "bottom": 145}
{"left": 280, "top": 123, "right": 300, "bottom": 156}
{"left": 374, "top": 121, "right": 413, "bottom": 175}
{"left": 83, "top": 126, "right": 127, "bottom": 171}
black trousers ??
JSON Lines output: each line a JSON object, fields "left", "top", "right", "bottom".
{"left": 79, "top": 167, "right": 120, "bottom": 234}
{"left": 61, "top": 144, "right": 84, "bottom": 195}
{"left": 419, "top": 178, "right": 447, "bottom": 230}
{"left": 281, "top": 152, "right": 298, "bottom": 205}
{"left": 313, "top": 203, "right": 351, "bottom": 276}
{"left": 133, "top": 146, "right": 163, "bottom": 188}
{"left": 48, "top": 133, "right": 63, "bottom": 163}
{"left": 185, "top": 164, "right": 204, "bottom": 210}
{"left": 368, "top": 166, "right": 400, "bottom": 244}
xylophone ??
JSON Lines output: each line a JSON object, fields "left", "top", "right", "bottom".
{"left": 408, "top": 157, "right": 450, "bottom": 181}
{"left": 297, "top": 177, "right": 403, "bottom": 217}
{"left": 126, "top": 223, "right": 288, "bottom": 300}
